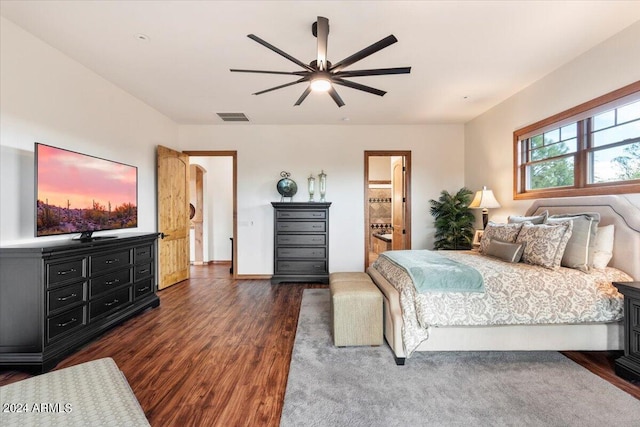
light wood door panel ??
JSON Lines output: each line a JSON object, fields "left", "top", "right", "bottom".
{"left": 392, "top": 157, "right": 405, "bottom": 250}
{"left": 157, "top": 145, "right": 190, "bottom": 290}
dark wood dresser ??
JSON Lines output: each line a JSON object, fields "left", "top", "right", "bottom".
{"left": 0, "top": 232, "right": 160, "bottom": 372}
{"left": 613, "top": 281, "right": 640, "bottom": 382}
{"left": 271, "top": 202, "right": 331, "bottom": 284}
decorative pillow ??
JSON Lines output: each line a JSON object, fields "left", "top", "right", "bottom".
{"left": 508, "top": 210, "right": 548, "bottom": 225}
{"left": 485, "top": 239, "right": 526, "bottom": 263}
{"left": 515, "top": 221, "right": 573, "bottom": 270}
{"left": 479, "top": 222, "right": 524, "bottom": 254}
{"left": 592, "top": 224, "right": 615, "bottom": 269}
{"left": 546, "top": 213, "right": 600, "bottom": 272}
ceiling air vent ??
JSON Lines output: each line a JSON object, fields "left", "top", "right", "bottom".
{"left": 217, "top": 112, "right": 249, "bottom": 122}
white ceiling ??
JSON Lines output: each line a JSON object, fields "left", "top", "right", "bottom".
{"left": 2, "top": 1, "right": 639, "bottom": 125}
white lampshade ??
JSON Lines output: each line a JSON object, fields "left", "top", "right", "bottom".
{"left": 469, "top": 186, "right": 501, "bottom": 209}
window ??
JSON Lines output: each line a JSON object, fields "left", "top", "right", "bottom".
{"left": 514, "top": 81, "right": 640, "bottom": 199}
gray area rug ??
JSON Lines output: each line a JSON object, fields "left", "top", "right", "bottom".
{"left": 281, "top": 288, "right": 640, "bottom": 427}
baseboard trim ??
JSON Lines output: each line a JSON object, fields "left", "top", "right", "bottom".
{"left": 235, "top": 274, "right": 272, "bottom": 280}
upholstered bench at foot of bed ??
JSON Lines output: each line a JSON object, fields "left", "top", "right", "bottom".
{"left": 329, "top": 272, "right": 383, "bottom": 347}
{"left": 0, "top": 357, "right": 149, "bottom": 427}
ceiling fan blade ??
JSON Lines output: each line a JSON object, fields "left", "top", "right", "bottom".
{"left": 334, "top": 66, "right": 411, "bottom": 78}
{"left": 252, "top": 77, "right": 308, "bottom": 95}
{"left": 316, "top": 16, "right": 329, "bottom": 71}
{"left": 247, "top": 34, "right": 315, "bottom": 72}
{"left": 330, "top": 35, "right": 398, "bottom": 72}
{"left": 327, "top": 86, "right": 345, "bottom": 107}
{"left": 294, "top": 86, "right": 312, "bottom": 106}
{"left": 230, "top": 68, "right": 308, "bottom": 76}
{"left": 332, "top": 78, "right": 386, "bottom": 97}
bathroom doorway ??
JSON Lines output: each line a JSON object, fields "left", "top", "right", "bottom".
{"left": 364, "top": 151, "right": 411, "bottom": 269}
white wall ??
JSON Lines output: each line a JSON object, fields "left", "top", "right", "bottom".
{"left": 0, "top": 18, "right": 178, "bottom": 245}
{"left": 178, "top": 125, "right": 465, "bottom": 274}
{"left": 465, "top": 21, "right": 640, "bottom": 225}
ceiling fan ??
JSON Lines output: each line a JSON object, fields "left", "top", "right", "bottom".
{"left": 230, "top": 16, "right": 411, "bottom": 107}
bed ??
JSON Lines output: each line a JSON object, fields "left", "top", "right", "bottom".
{"left": 366, "top": 195, "right": 640, "bottom": 365}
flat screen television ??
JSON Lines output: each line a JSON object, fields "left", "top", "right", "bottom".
{"left": 35, "top": 143, "right": 138, "bottom": 241}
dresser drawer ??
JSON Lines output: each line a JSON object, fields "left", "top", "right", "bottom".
{"left": 631, "top": 300, "right": 640, "bottom": 330}
{"left": 90, "top": 268, "right": 131, "bottom": 298}
{"left": 134, "top": 263, "right": 153, "bottom": 281}
{"left": 47, "top": 306, "right": 86, "bottom": 342}
{"left": 276, "top": 260, "right": 327, "bottom": 273}
{"left": 46, "top": 258, "right": 86, "bottom": 288}
{"left": 48, "top": 282, "right": 86, "bottom": 314}
{"left": 134, "top": 278, "right": 154, "bottom": 300}
{"left": 134, "top": 245, "right": 153, "bottom": 263}
{"left": 90, "top": 287, "right": 132, "bottom": 321}
{"left": 277, "top": 235, "right": 326, "bottom": 245}
{"left": 277, "top": 247, "right": 326, "bottom": 259}
{"left": 91, "top": 249, "right": 131, "bottom": 275}
{"left": 277, "top": 222, "right": 326, "bottom": 233}
{"left": 277, "top": 210, "right": 326, "bottom": 220}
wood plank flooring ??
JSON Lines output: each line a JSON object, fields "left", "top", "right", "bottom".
{"left": 1, "top": 264, "right": 638, "bottom": 427}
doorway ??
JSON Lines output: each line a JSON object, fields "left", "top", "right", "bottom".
{"left": 364, "top": 151, "right": 411, "bottom": 269}
{"left": 183, "top": 151, "right": 238, "bottom": 278}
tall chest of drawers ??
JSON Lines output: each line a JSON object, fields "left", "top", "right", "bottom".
{"left": 0, "top": 232, "right": 160, "bottom": 372}
{"left": 271, "top": 202, "right": 331, "bottom": 284}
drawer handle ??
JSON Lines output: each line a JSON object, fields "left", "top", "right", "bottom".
{"left": 280, "top": 225, "right": 290, "bottom": 228}
{"left": 137, "top": 286, "right": 150, "bottom": 293}
{"left": 313, "top": 213, "right": 322, "bottom": 217}
{"left": 57, "top": 317, "right": 77, "bottom": 327}
{"left": 312, "top": 225, "right": 322, "bottom": 228}
{"left": 57, "top": 268, "right": 77, "bottom": 276}
{"left": 138, "top": 269, "right": 150, "bottom": 274}
{"left": 104, "top": 258, "right": 120, "bottom": 265}
{"left": 312, "top": 238, "right": 322, "bottom": 242}
{"left": 57, "top": 293, "right": 78, "bottom": 301}
{"left": 104, "top": 299, "right": 120, "bottom": 307}
{"left": 313, "top": 265, "right": 323, "bottom": 269}
{"left": 105, "top": 279, "right": 120, "bottom": 286}
{"left": 137, "top": 251, "right": 148, "bottom": 256}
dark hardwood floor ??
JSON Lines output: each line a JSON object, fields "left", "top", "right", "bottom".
{"left": 1, "top": 264, "right": 638, "bottom": 426}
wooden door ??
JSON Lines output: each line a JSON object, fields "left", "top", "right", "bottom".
{"left": 157, "top": 145, "right": 190, "bottom": 289}
{"left": 391, "top": 157, "right": 405, "bottom": 250}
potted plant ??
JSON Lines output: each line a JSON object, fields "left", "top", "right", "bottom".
{"left": 429, "top": 187, "right": 475, "bottom": 250}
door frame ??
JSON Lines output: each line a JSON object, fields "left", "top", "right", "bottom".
{"left": 183, "top": 150, "right": 238, "bottom": 279}
{"left": 364, "top": 151, "right": 412, "bottom": 269}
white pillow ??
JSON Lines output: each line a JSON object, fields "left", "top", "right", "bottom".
{"left": 592, "top": 224, "right": 615, "bottom": 269}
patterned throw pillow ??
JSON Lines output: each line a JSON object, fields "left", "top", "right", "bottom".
{"left": 516, "top": 221, "right": 574, "bottom": 270}
{"left": 479, "top": 222, "right": 524, "bottom": 254}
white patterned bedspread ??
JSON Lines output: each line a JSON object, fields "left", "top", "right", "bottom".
{"left": 371, "top": 250, "right": 633, "bottom": 355}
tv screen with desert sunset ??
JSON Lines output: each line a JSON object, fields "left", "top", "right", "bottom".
{"left": 36, "top": 143, "right": 138, "bottom": 237}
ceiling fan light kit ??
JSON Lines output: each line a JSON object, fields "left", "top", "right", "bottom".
{"left": 231, "top": 16, "right": 411, "bottom": 107}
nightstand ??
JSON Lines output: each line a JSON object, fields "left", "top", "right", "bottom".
{"left": 613, "top": 281, "right": 640, "bottom": 382}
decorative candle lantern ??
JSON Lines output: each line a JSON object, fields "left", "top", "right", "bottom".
{"left": 318, "top": 170, "right": 327, "bottom": 202}
{"left": 307, "top": 174, "right": 316, "bottom": 202}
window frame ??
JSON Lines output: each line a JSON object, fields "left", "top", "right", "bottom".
{"left": 513, "top": 81, "right": 640, "bottom": 200}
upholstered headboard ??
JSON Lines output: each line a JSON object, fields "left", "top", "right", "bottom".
{"left": 525, "top": 195, "right": 640, "bottom": 280}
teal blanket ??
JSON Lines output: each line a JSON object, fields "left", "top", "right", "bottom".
{"left": 381, "top": 250, "right": 484, "bottom": 293}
